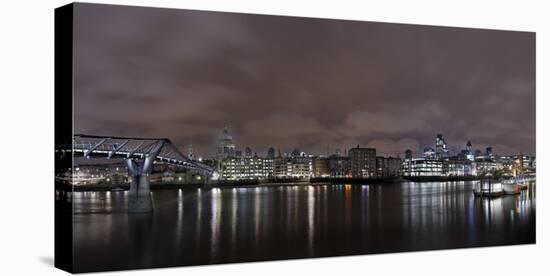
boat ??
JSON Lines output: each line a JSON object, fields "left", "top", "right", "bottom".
{"left": 516, "top": 174, "right": 529, "bottom": 190}
{"left": 501, "top": 176, "right": 521, "bottom": 195}
{"left": 473, "top": 177, "right": 504, "bottom": 197}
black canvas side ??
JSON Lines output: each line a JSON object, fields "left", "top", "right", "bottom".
{"left": 54, "top": 3, "right": 75, "bottom": 273}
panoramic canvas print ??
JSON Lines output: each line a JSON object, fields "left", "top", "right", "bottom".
{"left": 55, "top": 3, "right": 536, "bottom": 273}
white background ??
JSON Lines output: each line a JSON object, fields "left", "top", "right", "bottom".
{"left": 0, "top": 0, "right": 547, "bottom": 275}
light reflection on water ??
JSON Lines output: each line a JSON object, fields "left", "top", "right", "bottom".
{"left": 307, "top": 186, "right": 315, "bottom": 256}
{"left": 70, "top": 180, "right": 536, "bottom": 272}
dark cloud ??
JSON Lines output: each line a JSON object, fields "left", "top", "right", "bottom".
{"left": 73, "top": 3, "right": 535, "bottom": 158}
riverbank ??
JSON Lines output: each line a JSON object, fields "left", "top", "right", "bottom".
{"left": 310, "top": 177, "right": 400, "bottom": 183}
{"left": 56, "top": 180, "right": 260, "bottom": 192}
{"left": 402, "top": 175, "right": 482, "bottom": 182}
{"left": 56, "top": 175, "right": 494, "bottom": 192}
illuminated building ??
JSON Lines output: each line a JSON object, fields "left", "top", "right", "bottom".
{"left": 503, "top": 154, "right": 536, "bottom": 175}
{"left": 313, "top": 157, "right": 330, "bottom": 177}
{"left": 72, "top": 163, "right": 128, "bottom": 185}
{"left": 403, "top": 149, "right": 413, "bottom": 176}
{"left": 423, "top": 147, "right": 436, "bottom": 159}
{"left": 460, "top": 140, "right": 475, "bottom": 161}
{"left": 349, "top": 145, "right": 376, "bottom": 178}
{"left": 444, "top": 158, "right": 476, "bottom": 176}
{"left": 474, "top": 156, "right": 498, "bottom": 174}
{"left": 327, "top": 155, "right": 351, "bottom": 177}
{"left": 273, "top": 149, "right": 313, "bottom": 178}
{"left": 220, "top": 151, "right": 265, "bottom": 180}
{"left": 435, "top": 134, "right": 449, "bottom": 158}
{"left": 514, "top": 154, "right": 535, "bottom": 169}
{"left": 216, "top": 126, "right": 265, "bottom": 180}
{"left": 150, "top": 163, "right": 202, "bottom": 183}
{"left": 216, "top": 125, "right": 236, "bottom": 161}
{"left": 247, "top": 153, "right": 264, "bottom": 179}
{"left": 262, "top": 147, "right": 275, "bottom": 178}
{"left": 220, "top": 157, "right": 241, "bottom": 180}
{"left": 376, "top": 156, "right": 402, "bottom": 177}
{"left": 149, "top": 167, "right": 191, "bottom": 183}
{"left": 402, "top": 157, "right": 443, "bottom": 176}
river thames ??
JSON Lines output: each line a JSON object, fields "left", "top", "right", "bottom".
{"left": 70, "top": 180, "right": 535, "bottom": 272}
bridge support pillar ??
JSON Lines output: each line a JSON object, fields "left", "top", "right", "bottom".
{"left": 202, "top": 172, "right": 211, "bottom": 188}
{"left": 125, "top": 157, "right": 155, "bottom": 213}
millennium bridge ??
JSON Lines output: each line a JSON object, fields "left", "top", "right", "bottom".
{"left": 59, "top": 134, "right": 215, "bottom": 213}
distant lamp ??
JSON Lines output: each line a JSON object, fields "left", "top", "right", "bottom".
{"left": 211, "top": 172, "right": 220, "bottom": 180}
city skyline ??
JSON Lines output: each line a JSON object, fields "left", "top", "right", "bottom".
{"left": 202, "top": 125, "right": 533, "bottom": 159}
{"left": 74, "top": 4, "right": 535, "bottom": 158}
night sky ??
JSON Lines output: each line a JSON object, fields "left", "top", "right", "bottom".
{"left": 73, "top": 3, "right": 535, "bottom": 158}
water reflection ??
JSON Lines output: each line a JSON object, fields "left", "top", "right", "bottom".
{"left": 307, "top": 186, "right": 315, "bottom": 256}
{"left": 210, "top": 188, "right": 222, "bottom": 262}
{"left": 71, "top": 181, "right": 536, "bottom": 272}
{"left": 176, "top": 189, "right": 183, "bottom": 246}
{"left": 253, "top": 187, "right": 261, "bottom": 251}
